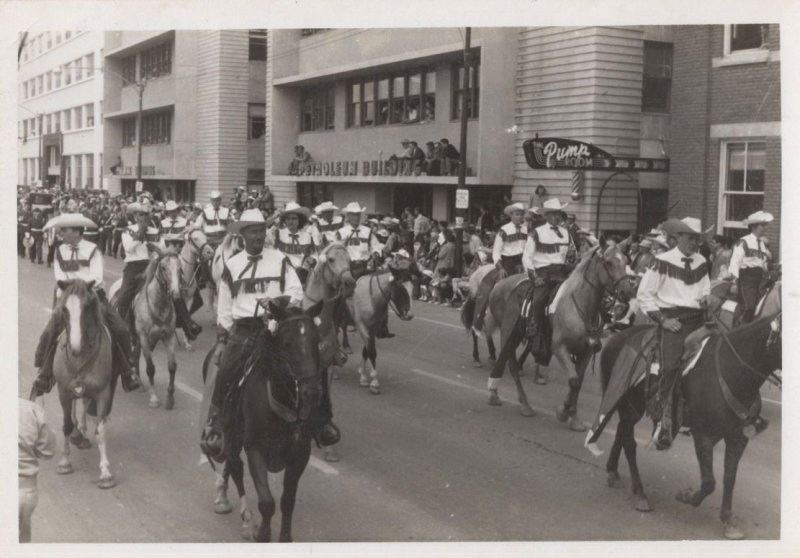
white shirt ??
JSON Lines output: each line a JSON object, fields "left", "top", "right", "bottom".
{"left": 522, "top": 223, "right": 573, "bottom": 271}
{"left": 217, "top": 247, "right": 303, "bottom": 331}
{"left": 492, "top": 222, "right": 528, "bottom": 264}
{"left": 336, "top": 224, "right": 380, "bottom": 262}
{"left": 273, "top": 227, "right": 316, "bottom": 268}
{"left": 194, "top": 206, "right": 230, "bottom": 238}
{"left": 637, "top": 247, "right": 711, "bottom": 313}
{"left": 161, "top": 216, "right": 188, "bottom": 236}
{"left": 310, "top": 215, "right": 343, "bottom": 246}
{"left": 122, "top": 223, "right": 160, "bottom": 262}
{"left": 728, "top": 233, "right": 770, "bottom": 278}
{"left": 54, "top": 239, "right": 104, "bottom": 294}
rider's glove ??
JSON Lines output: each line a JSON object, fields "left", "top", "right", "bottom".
{"left": 216, "top": 327, "right": 230, "bottom": 344}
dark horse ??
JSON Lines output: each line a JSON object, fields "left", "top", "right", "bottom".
{"left": 201, "top": 298, "right": 324, "bottom": 542}
{"left": 590, "top": 283, "right": 781, "bottom": 539}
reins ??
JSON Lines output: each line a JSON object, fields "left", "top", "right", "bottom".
{"left": 710, "top": 312, "right": 782, "bottom": 389}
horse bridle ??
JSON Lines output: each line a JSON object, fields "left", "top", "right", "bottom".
{"left": 304, "top": 246, "right": 354, "bottom": 304}
{"left": 588, "top": 251, "right": 631, "bottom": 299}
{"left": 372, "top": 270, "right": 407, "bottom": 319}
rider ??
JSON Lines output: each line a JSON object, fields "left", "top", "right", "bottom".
{"left": 309, "top": 201, "right": 343, "bottom": 248}
{"left": 30, "top": 213, "right": 142, "bottom": 398}
{"left": 522, "top": 198, "right": 579, "bottom": 362}
{"left": 201, "top": 208, "right": 339, "bottom": 460}
{"left": 272, "top": 202, "right": 316, "bottom": 284}
{"left": 160, "top": 200, "right": 188, "bottom": 239}
{"left": 336, "top": 202, "right": 382, "bottom": 280}
{"left": 726, "top": 210, "right": 774, "bottom": 324}
{"left": 637, "top": 217, "right": 711, "bottom": 450}
{"left": 194, "top": 191, "right": 230, "bottom": 249}
{"left": 472, "top": 203, "right": 530, "bottom": 332}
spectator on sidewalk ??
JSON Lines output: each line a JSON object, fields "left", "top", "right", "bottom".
{"left": 19, "top": 398, "right": 56, "bottom": 543}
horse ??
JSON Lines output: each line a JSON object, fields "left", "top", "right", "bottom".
{"left": 346, "top": 263, "right": 415, "bottom": 394}
{"left": 50, "top": 279, "right": 117, "bottom": 489}
{"left": 131, "top": 249, "right": 183, "bottom": 409}
{"left": 201, "top": 299, "right": 325, "bottom": 542}
{"left": 460, "top": 263, "right": 498, "bottom": 367}
{"left": 590, "top": 282, "right": 781, "bottom": 539}
{"left": 176, "top": 228, "right": 215, "bottom": 348}
{"left": 483, "top": 246, "right": 635, "bottom": 428}
{"left": 301, "top": 242, "right": 355, "bottom": 462}
{"left": 208, "top": 232, "right": 243, "bottom": 321}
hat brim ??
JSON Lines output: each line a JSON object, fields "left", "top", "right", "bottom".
{"left": 661, "top": 218, "right": 699, "bottom": 237}
{"left": 504, "top": 205, "right": 525, "bottom": 216}
{"left": 344, "top": 207, "right": 366, "bottom": 214}
{"left": 281, "top": 207, "right": 311, "bottom": 220}
{"left": 44, "top": 214, "right": 98, "bottom": 230}
{"left": 543, "top": 203, "right": 569, "bottom": 213}
{"left": 228, "top": 220, "right": 268, "bottom": 234}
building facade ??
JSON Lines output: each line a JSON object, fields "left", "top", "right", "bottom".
{"left": 17, "top": 30, "right": 104, "bottom": 191}
{"left": 102, "top": 30, "right": 267, "bottom": 201}
{"left": 668, "top": 24, "right": 780, "bottom": 252}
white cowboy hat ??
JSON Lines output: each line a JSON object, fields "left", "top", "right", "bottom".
{"left": 343, "top": 202, "right": 366, "bottom": 214}
{"left": 165, "top": 200, "right": 179, "bottom": 212}
{"left": 662, "top": 217, "right": 713, "bottom": 236}
{"left": 281, "top": 201, "right": 311, "bottom": 220}
{"left": 527, "top": 206, "right": 541, "bottom": 215}
{"left": 381, "top": 217, "right": 400, "bottom": 227}
{"left": 126, "top": 202, "right": 152, "bottom": 215}
{"left": 542, "top": 198, "right": 569, "bottom": 212}
{"left": 314, "top": 201, "right": 340, "bottom": 214}
{"left": 395, "top": 249, "right": 411, "bottom": 259}
{"left": 638, "top": 238, "right": 654, "bottom": 248}
{"left": 228, "top": 208, "right": 267, "bottom": 234}
{"left": 503, "top": 203, "right": 526, "bottom": 216}
{"left": 743, "top": 210, "right": 774, "bottom": 226}
{"left": 44, "top": 213, "right": 98, "bottom": 230}
{"left": 209, "top": 190, "right": 223, "bottom": 200}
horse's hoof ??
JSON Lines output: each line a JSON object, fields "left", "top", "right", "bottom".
{"left": 488, "top": 391, "right": 501, "bottom": 406}
{"left": 165, "top": 397, "right": 175, "bottom": 411}
{"left": 568, "top": 416, "right": 587, "bottom": 432}
{"left": 633, "top": 495, "right": 653, "bottom": 512}
{"left": 555, "top": 405, "right": 569, "bottom": 423}
{"left": 369, "top": 385, "right": 380, "bottom": 395}
{"left": 139, "top": 384, "right": 148, "bottom": 393}
{"left": 534, "top": 375, "right": 548, "bottom": 385}
{"left": 149, "top": 398, "right": 160, "bottom": 409}
{"left": 70, "top": 432, "right": 92, "bottom": 449}
{"left": 473, "top": 360, "right": 482, "bottom": 368}
{"left": 98, "top": 475, "right": 116, "bottom": 490}
{"left": 676, "top": 489, "right": 697, "bottom": 506}
{"left": 279, "top": 533, "right": 293, "bottom": 543}
{"left": 324, "top": 447, "right": 340, "bottom": 462}
{"left": 214, "top": 500, "right": 233, "bottom": 514}
{"left": 343, "top": 346, "right": 353, "bottom": 355}
{"left": 723, "top": 521, "right": 745, "bottom": 540}
{"left": 519, "top": 406, "right": 536, "bottom": 417}
{"left": 607, "top": 472, "right": 624, "bottom": 489}
{"left": 359, "top": 378, "right": 369, "bottom": 388}
{"left": 241, "top": 526, "right": 255, "bottom": 541}
{"left": 57, "top": 462, "right": 73, "bottom": 475}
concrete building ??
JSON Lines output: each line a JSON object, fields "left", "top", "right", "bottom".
{"left": 668, "top": 24, "right": 780, "bottom": 251}
{"left": 17, "top": 31, "right": 104, "bottom": 190}
{"left": 102, "top": 30, "right": 267, "bottom": 202}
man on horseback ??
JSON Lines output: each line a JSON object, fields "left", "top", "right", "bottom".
{"left": 472, "top": 203, "right": 531, "bottom": 332}
{"left": 160, "top": 200, "right": 188, "bottom": 241}
{"left": 637, "top": 217, "right": 712, "bottom": 450}
{"left": 194, "top": 191, "right": 230, "bottom": 250}
{"left": 117, "top": 202, "right": 202, "bottom": 342}
{"left": 272, "top": 202, "right": 316, "bottom": 285}
{"left": 309, "top": 201, "right": 343, "bottom": 249}
{"left": 201, "top": 209, "right": 340, "bottom": 460}
{"left": 522, "top": 198, "right": 580, "bottom": 361}
{"left": 30, "top": 213, "right": 142, "bottom": 398}
{"left": 726, "top": 211, "right": 774, "bottom": 324}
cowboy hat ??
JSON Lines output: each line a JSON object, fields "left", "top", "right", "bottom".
{"left": 44, "top": 213, "right": 98, "bottom": 231}
{"left": 209, "top": 190, "right": 222, "bottom": 200}
{"left": 228, "top": 208, "right": 268, "bottom": 234}
{"left": 504, "top": 202, "right": 526, "bottom": 216}
{"left": 126, "top": 202, "right": 152, "bottom": 215}
{"left": 342, "top": 202, "right": 366, "bottom": 214}
{"left": 164, "top": 200, "right": 179, "bottom": 212}
{"left": 743, "top": 210, "right": 774, "bottom": 226}
{"left": 542, "top": 198, "right": 569, "bottom": 212}
{"left": 381, "top": 217, "right": 401, "bottom": 228}
{"left": 314, "top": 201, "right": 339, "bottom": 214}
{"left": 527, "top": 206, "right": 541, "bottom": 215}
{"left": 395, "top": 249, "right": 411, "bottom": 259}
{"left": 661, "top": 217, "right": 713, "bottom": 237}
{"left": 281, "top": 201, "right": 311, "bottom": 220}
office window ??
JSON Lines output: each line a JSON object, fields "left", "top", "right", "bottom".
{"left": 55, "top": 32, "right": 61, "bottom": 44}
{"left": 46, "top": 114, "right": 52, "bottom": 134}
{"left": 349, "top": 83, "right": 362, "bottom": 128}
{"left": 65, "top": 31, "right": 72, "bottom": 39}
{"left": 86, "top": 104, "right": 94, "bottom": 127}
{"left": 23, "top": 120, "right": 28, "bottom": 138}
{"left": 54, "top": 68, "right": 61, "bottom": 88}
{"left": 300, "top": 85, "right": 335, "bottom": 132}
{"left": 121, "top": 55, "right": 136, "bottom": 84}
{"left": 141, "top": 40, "right": 172, "bottom": 79}
{"left": 63, "top": 156, "right": 71, "bottom": 187}
{"left": 74, "top": 106, "right": 83, "bottom": 129}
{"left": 23, "top": 81, "right": 28, "bottom": 99}
{"left": 141, "top": 110, "right": 172, "bottom": 145}
{"left": 248, "top": 104, "right": 266, "bottom": 139}
{"left": 423, "top": 71, "right": 436, "bottom": 121}
{"left": 452, "top": 54, "right": 480, "bottom": 119}
{"left": 348, "top": 67, "right": 435, "bottom": 127}
{"left": 391, "top": 76, "right": 406, "bottom": 124}
{"left": 47, "top": 32, "right": 52, "bottom": 49}
{"left": 122, "top": 118, "right": 136, "bottom": 146}
{"left": 377, "top": 78, "right": 390, "bottom": 125}
{"left": 74, "top": 59, "right": 83, "bottom": 81}
{"left": 406, "top": 72, "right": 421, "bottom": 123}
{"left": 85, "top": 53, "right": 95, "bottom": 77}
{"left": 36, "top": 75, "right": 43, "bottom": 95}
{"left": 75, "top": 155, "right": 83, "bottom": 188}
{"left": 720, "top": 141, "right": 766, "bottom": 232}
{"left": 249, "top": 29, "right": 267, "bottom": 61}
{"left": 64, "top": 62, "right": 72, "bottom": 85}
{"left": 62, "top": 110, "right": 71, "bottom": 131}
{"left": 642, "top": 41, "right": 673, "bottom": 112}
{"left": 86, "top": 155, "right": 94, "bottom": 188}
{"left": 729, "top": 24, "right": 767, "bottom": 53}
{"left": 46, "top": 71, "right": 52, "bottom": 92}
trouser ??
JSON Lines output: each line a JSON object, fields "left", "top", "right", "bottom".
{"left": 19, "top": 476, "right": 38, "bottom": 543}
{"left": 350, "top": 260, "right": 370, "bottom": 281}
{"left": 525, "top": 265, "right": 567, "bottom": 363}
{"left": 47, "top": 239, "right": 61, "bottom": 266}
{"left": 211, "top": 319, "right": 265, "bottom": 409}
{"left": 738, "top": 268, "right": 764, "bottom": 324}
{"left": 29, "top": 232, "right": 43, "bottom": 263}
{"left": 112, "top": 230, "right": 124, "bottom": 257}
{"left": 116, "top": 260, "right": 150, "bottom": 323}
{"left": 18, "top": 230, "right": 26, "bottom": 257}
{"left": 473, "top": 254, "right": 524, "bottom": 330}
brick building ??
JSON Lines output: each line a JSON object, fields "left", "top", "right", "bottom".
{"left": 668, "top": 24, "right": 781, "bottom": 252}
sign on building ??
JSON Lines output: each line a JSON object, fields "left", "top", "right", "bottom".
{"left": 455, "top": 188, "right": 470, "bottom": 209}
{"left": 523, "top": 137, "right": 669, "bottom": 173}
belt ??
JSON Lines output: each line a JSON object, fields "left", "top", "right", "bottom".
{"left": 233, "top": 317, "right": 266, "bottom": 333}
{"left": 661, "top": 306, "right": 703, "bottom": 322}
{"left": 501, "top": 254, "right": 523, "bottom": 261}
{"left": 739, "top": 267, "right": 764, "bottom": 276}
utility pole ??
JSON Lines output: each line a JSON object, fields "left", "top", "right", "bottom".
{"left": 453, "top": 27, "right": 471, "bottom": 278}
{"left": 136, "top": 80, "right": 145, "bottom": 186}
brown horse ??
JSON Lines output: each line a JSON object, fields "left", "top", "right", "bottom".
{"left": 483, "top": 246, "right": 635, "bottom": 428}
{"left": 51, "top": 279, "right": 117, "bottom": 489}
{"left": 590, "top": 282, "right": 781, "bottom": 539}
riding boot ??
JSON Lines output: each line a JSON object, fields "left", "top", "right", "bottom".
{"left": 312, "top": 371, "right": 341, "bottom": 447}
{"left": 189, "top": 289, "right": 204, "bottom": 315}
{"left": 29, "top": 348, "right": 57, "bottom": 400}
{"left": 200, "top": 404, "right": 225, "bottom": 463}
{"left": 174, "top": 298, "right": 202, "bottom": 341}
{"left": 655, "top": 385, "right": 676, "bottom": 451}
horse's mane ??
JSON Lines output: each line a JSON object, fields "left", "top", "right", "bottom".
{"left": 558, "top": 247, "right": 600, "bottom": 294}
{"left": 220, "top": 231, "right": 239, "bottom": 254}
{"left": 54, "top": 280, "right": 104, "bottom": 343}
{"left": 143, "top": 255, "right": 160, "bottom": 285}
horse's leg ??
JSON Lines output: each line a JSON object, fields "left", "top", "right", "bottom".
{"left": 57, "top": 390, "right": 75, "bottom": 474}
{"left": 94, "top": 391, "right": 116, "bottom": 489}
{"left": 142, "top": 336, "right": 159, "bottom": 408}
{"left": 504, "top": 327, "right": 534, "bottom": 417}
{"left": 472, "top": 330, "right": 482, "bottom": 368}
{"left": 556, "top": 348, "right": 590, "bottom": 432}
{"left": 245, "top": 448, "right": 275, "bottom": 543}
{"left": 605, "top": 417, "right": 625, "bottom": 489}
{"left": 69, "top": 398, "right": 92, "bottom": 449}
{"left": 214, "top": 468, "right": 233, "bottom": 515}
{"left": 279, "top": 440, "right": 312, "bottom": 542}
{"left": 165, "top": 334, "right": 177, "bottom": 410}
{"left": 176, "top": 329, "right": 193, "bottom": 352}
{"left": 719, "top": 430, "right": 749, "bottom": 539}
{"left": 487, "top": 335, "right": 497, "bottom": 363}
{"left": 227, "top": 453, "right": 254, "bottom": 540}
{"left": 366, "top": 333, "right": 380, "bottom": 395}
{"left": 618, "top": 395, "right": 651, "bottom": 512}
{"left": 676, "top": 432, "right": 719, "bottom": 507}
{"left": 323, "top": 366, "right": 340, "bottom": 463}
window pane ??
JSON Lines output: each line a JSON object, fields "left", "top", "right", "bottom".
{"left": 363, "top": 101, "right": 374, "bottom": 126}
{"left": 731, "top": 24, "right": 765, "bottom": 52}
{"left": 363, "top": 81, "right": 374, "bottom": 101}
{"left": 726, "top": 143, "right": 746, "bottom": 192}
{"left": 726, "top": 193, "right": 763, "bottom": 222}
{"left": 425, "top": 71, "right": 435, "bottom": 93}
{"left": 377, "top": 79, "right": 390, "bottom": 124}
{"left": 408, "top": 73, "right": 421, "bottom": 95}
{"left": 249, "top": 30, "right": 267, "bottom": 61}
{"left": 351, "top": 83, "right": 361, "bottom": 102}
{"left": 377, "top": 79, "right": 389, "bottom": 99}
{"left": 746, "top": 143, "right": 766, "bottom": 192}
{"left": 86, "top": 54, "right": 95, "bottom": 77}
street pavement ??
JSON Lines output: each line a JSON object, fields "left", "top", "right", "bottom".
{"left": 17, "top": 254, "right": 782, "bottom": 542}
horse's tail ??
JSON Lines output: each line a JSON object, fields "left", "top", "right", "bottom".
{"left": 461, "top": 296, "right": 476, "bottom": 331}
{"left": 599, "top": 325, "right": 650, "bottom": 393}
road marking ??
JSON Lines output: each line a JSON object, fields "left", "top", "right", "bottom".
{"left": 414, "top": 316, "right": 463, "bottom": 331}
{"left": 173, "top": 379, "right": 339, "bottom": 476}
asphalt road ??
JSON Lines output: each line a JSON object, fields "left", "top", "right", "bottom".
{"left": 17, "top": 254, "right": 782, "bottom": 542}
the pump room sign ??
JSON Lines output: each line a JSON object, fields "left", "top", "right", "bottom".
{"left": 523, "top": 137, "right": 669, "bottom": 173}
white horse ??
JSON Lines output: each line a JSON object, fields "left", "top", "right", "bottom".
{"left": 175, "top": 228, "right": 215, "bottom": 349}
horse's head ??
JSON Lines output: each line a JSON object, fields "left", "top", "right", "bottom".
{"left": 316, "top": 242, "right": 355, "bottom": 297}
{"left": 55, "top": 279, "right": 101, "bottom": 356}
{"left": 148, "top": 249, "right": 182, "bottom": 300}
{"left": 386, "top": 272, "right": 414, "bottom": 321}
{"left": 187, "top": 228, "right": 214, "bottom": 262}
{"left": 595, "top": 245, "right": 636, "bottom": 302}
{"left": 266, "top": 298, "right": 324, "bottom": 420}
